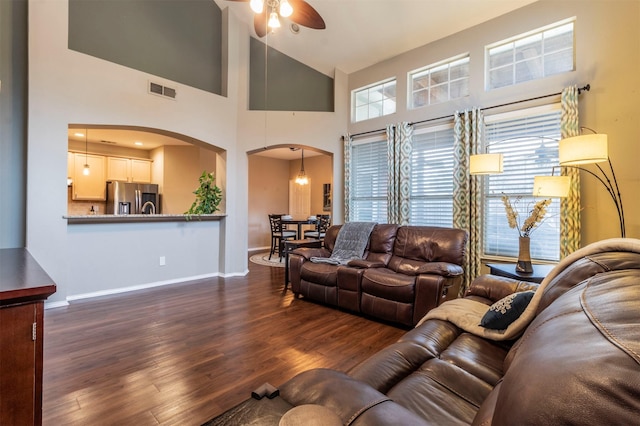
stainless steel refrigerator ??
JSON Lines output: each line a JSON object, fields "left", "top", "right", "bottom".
{"left": 106, "top": 181, "right": 160, "bottom": 215}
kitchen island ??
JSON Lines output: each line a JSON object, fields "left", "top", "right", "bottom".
{"left": 64, "top": 213, "right": 225, "bottom": 224}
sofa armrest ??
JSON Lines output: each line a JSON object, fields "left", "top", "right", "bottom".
{"left": 397, "top": 261, "right": 463, "bottom": 277}
{"left": 291, "top": 247, "right": 331, "bottom": 260}
{"left": 280, "top": 368, "right": 400, "bottom": 425}
{"left": 347, "top": 259, "right": 386, "bottom": 268}
{"left": 465, "top": 274, "right": 539, "bottom": 303}
{"left": 413, "top": 275, "right": 463, "bottom": 325}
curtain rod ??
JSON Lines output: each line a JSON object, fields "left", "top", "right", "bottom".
{"left": 350, "top": 84, "right": 591, "bottom": 139}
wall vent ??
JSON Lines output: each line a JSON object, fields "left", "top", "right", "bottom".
{"left": 148, "top": 81, "right": 177, "bottom": 100}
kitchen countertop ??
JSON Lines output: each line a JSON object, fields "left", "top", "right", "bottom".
{"left": 63, "top": 214, "right": 226, "bottom": 224}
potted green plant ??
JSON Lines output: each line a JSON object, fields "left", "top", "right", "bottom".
{"left": 185, "top": 171, "right": 222, "bottom": 220}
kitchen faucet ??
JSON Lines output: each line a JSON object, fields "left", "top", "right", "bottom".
{"left": 141, "top": 201, "right": 156, "bottom": 215}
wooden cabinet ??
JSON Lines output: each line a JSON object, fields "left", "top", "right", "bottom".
{"left": 107, "top": 157, "right": 151, "bottom": 183}
{"left": 130, "top": 159, "right": 152, "bottom": 183}
{"left": 71, "top": 153, "right": 106, "bottom": 200}
{"left": 69, "top": 153, "right": 152, "bottom": 199}
{"left": 0, "top": 249, "right": 56, "bottom": 426}
{"left": 106, "top": 156, "right": 130, "bottom": 181}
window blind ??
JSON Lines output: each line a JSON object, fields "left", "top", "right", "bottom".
{"left": 351, "top": 138, "right": 388, "bottom": 222}
{"left": 410, "top": 126, "right": 455, "bottom": 227}
{"left": 483, "top": 106, "right": 562, "bottom": 261}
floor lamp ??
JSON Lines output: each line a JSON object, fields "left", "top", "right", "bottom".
{"left": 533, "top": 132, "right": 626, "bottom": 238}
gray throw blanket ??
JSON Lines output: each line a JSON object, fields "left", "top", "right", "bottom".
{"left": 310, "top": 222, "right": 377, "bottom": 265}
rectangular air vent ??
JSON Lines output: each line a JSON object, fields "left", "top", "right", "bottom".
{"left": 163, "top": 86, "right": 176, "bottom": 99}
{"left": 148, "top": 81, "right": 177, "bottom": 100}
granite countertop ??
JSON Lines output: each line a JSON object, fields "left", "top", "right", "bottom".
{"left": 64, "top": 214, "right": 226, "bottom": 224}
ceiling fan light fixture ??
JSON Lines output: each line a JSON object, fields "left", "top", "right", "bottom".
{"left": 268, "top": 11, "right": 281, "bottom": 28}
{"left": 250, "top": 0, "right": 264, "bottom": 13}
{"left": 279, "top": 0, "right": 293, "bottom": 17}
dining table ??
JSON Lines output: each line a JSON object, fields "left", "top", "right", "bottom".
{"left": 281, "top": 217, "right": 317, "bottom": 239}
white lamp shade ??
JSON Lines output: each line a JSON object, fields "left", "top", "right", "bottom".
{"left": 469, "top": 153, "right": 503, "bottom": 175}
{"left": 559, "top": 134, "right": 608, "bottom": 165}
{"left": 533, "top": 175, "right": 570, "bottom": 198}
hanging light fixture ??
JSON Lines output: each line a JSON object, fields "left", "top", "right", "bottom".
{"left": 249, "top": 0, "right": 296, "bottom": 31}
{"left": 82, "top": 129, "right": 90, "bottom": 176}
{"left": 268, "top": 11, "right": 281, "bottom": 29}
{"left": 295, "top": 149, "right": 309, "bottom": 185}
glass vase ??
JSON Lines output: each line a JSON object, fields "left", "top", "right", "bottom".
{"left": 516, "top": 236, "right": 534, "bottom": 273}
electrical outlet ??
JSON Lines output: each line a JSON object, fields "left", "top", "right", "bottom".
{"left": 159, "top": 256, "right": 166, "bottom": 266}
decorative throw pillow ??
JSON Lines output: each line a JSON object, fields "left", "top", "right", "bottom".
{"left": 480, "top": 290, "right": 536, "bottom": 330}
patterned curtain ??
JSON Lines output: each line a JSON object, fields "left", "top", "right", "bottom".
{"left": 560, "top": 86, "right": 581, "bottom": 257}
{"left": 343, "top": 134, "right": 353, "bottom": 222}
{"left": 453, "top": 109, "right": 483, "bottom": 295}
{"left": 386, "top": 123, "right": 413, "bottom": 225}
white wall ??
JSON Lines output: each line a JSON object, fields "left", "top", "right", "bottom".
{"left": 27, "top": 0, "right": 346, "bottom": 304}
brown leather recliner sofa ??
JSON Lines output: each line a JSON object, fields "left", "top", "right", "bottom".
{"left": 226, "top": 238, "right": 639, "bottom": 425}
{"left": 289, "top": 224, "right": 469, "bottom": 326}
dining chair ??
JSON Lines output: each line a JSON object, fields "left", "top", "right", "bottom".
{"left": 268, "top": 214, "right": 297, "bottom": 260}
{"left": 303, "top": 214, "right": 331, "bottom": 241}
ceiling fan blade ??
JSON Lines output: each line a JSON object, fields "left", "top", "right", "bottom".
{"left": 254, "top": 9, "right": 268, "bottom": 38}
{"left": 289, "top": 0, "right": 325, "bottom": 30}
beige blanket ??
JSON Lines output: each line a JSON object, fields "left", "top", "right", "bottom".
{"left": 417, "top": 238, "right": 639, "bottom": 341}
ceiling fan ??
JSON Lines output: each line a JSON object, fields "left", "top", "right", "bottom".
{"left": 227, "top": 0, "right": 326, "bottom": 38}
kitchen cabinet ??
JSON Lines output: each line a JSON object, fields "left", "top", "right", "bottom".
{"left": 0, "top": 249, "right": 56, "bottom": 426}
{"left": 107, "top": 157, "right": 151, "bottom": 183}
{"left": 67, "top": 152, "right": 74, "bottom": 181}
{"left": 131, "top": 159, "right": 152, "bottom": 183}
{"left": 72, "top": 153, "right": 106, "bottom": 200}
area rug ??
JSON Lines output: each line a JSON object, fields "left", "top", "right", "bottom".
{"left": 249, "top": 252, "right": 285, "bottom": 268}
{"left": 202, "top": 396, "right": 291, "bottom": 425}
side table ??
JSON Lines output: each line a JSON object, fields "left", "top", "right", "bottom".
{"left": 486, "top": 262, "right": 555, "bottom": 284}
{"left": 284, "top": 239, "right": 322, "bottom": 291}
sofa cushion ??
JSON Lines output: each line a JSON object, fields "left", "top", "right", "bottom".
{"left": 389, "top": 226, "right": 467, "bottom": 266}
{"left": 300, "top": 262, "right": 339, "bottom": 287}
{"left": 361, "top": 268, "right": 415, "bottom": 302}
{"left": 480, "top": 290, "right": 535, "bottom": 330}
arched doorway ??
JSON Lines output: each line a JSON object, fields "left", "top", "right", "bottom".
{"left": 247, "top": 145, "right": 333, "bottom": 252}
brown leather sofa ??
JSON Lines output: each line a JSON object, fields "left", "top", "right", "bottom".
{"left": 289, "top": 224, "right": 469, "bottom": 326}
{"left": 220, "top": 238, "right": 639, "bottom": 425}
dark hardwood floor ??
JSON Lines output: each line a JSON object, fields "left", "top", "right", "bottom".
{"left": 42, "top": 258, "right": 406, "bottom": 425}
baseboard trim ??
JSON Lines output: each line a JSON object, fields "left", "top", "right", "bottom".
{"left": 65, "top": 272, "right": 224, "bottom": 303}
{"left": 45, "top": 300, "right": 70, "bottom": 309}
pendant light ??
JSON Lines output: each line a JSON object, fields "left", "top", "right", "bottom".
{"left": 82, "top": 129, "right": 90, "bottom": 176}
{"left": 295, "top": 149, "right": 308, "bottom": 185}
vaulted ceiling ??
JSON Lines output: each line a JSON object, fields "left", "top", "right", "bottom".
{"left": 215, "top": 0, "right": 539, "bottom": 76}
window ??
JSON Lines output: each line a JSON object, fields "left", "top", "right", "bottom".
{"left": 410, "top": 125, "right": 455, "bottom": 226}
{"left": 352, "top": 79, "right": 397, "bottom": 122}
{"left": 483, "top": 105, "right": 562, "bottom": 261}
{"left": 409, "top": 56, "right": 469, "bottom": 109}
{"left": 350, "top": 137, "right": 388, "bottom": 222}
{"left": 486, "top": 20, "right": 574, "bottom": 90}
